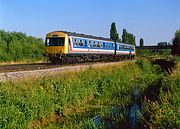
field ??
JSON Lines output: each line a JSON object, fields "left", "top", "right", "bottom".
{"left": 0, "top": 58, "right": 179, "bottom": 129}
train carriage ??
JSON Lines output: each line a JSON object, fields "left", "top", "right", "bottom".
{"left": 45, "top": 31, "right": 135, "bottom": 63}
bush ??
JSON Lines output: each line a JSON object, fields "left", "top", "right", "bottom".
{"left": 0, "top": 30, "right": 44, "bottom": 62}
{"left": 172, "top": 29, "right": 180, "bottom": 56}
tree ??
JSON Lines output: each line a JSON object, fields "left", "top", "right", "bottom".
{"left": 122, "top": 28, "right": 136, "bottom": 46}
{"left": 110, "top": 22, "right": 119, "bottom": 59}
{"left": 172, "top": 29, "right": 180, "bottom": 55}
{"left": 122, "top": 28, "right": 128, "bottom": 43}
{"left": 110, "top": 22, "right": 118, "bottom": 41}
{"left": 6, "top": 34, "right": 13, "bottom": 54}
{"left": 157, "top": 42, "right": 170, "bottom": 46}
{"left": 140, "top": 38, "right": 144, "bottom": 47}
{"left": 129, "top": 34, "right": 136, "bottom": 46}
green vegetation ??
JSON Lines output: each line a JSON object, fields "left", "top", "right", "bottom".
{"left": 0, "top": 59, "right": 167, "bottom": 128}
{"left": 137, "top": 29, "right": 180, "bottom": 58}
{"left": 0, "top": 30, "right": 44, "bottom": 62}
{"left": 172, "top": 29, "right": 180, "bottom": 56}
{"left": 140, "top": 38, "right": 144, "bottom": 47}
{"left": 110, "top": 22, "right": 119, "bottom": 57}
{"left": 157, "top": 41, "right": 171, "bottom": 46}
{"left": 109, "top": 22, "right": 136, "bottom": 46}
{"left": 122, "top": 28, "right": 136, "bottom": 46}
{"left": 142, "top": 58, "right": 180, "bottom": 128}
{"left": 136, "top": 49, "right": 171, "bottom": 59}
{"left": 110, "top": 22, "right": 119, "bottom": 42}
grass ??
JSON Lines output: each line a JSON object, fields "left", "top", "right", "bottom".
{"left": 141, "top": 59, "right": 180, "bottom": 129}
{"left": 0, "top": 59, "right": 45, "bottom": 65}
{"left": 0, "top": 59, "right": 175, "bottom": 128}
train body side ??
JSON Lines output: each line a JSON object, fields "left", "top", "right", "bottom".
{"left": 68, "top": 36, "right": 135, "bottom": 55}
{"left": 44, "top": 31, "right": 135, "bottom": 63}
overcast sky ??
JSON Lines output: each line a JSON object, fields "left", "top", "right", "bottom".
{"left": 0, "top": 0, "right": 180, "bottom": 45}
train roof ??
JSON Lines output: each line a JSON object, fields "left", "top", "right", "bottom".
{"left": 55, "top": 31, "right": 113, "bottom": 42}
{"left": 49, "top": 31, "right": 135, "bottom": 46}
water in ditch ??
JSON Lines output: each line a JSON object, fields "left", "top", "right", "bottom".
{"left": 85, "top": 59, "right": 175, "bottom": 129}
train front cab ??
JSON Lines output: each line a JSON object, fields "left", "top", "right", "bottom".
{"left": 45, "top": 32, "right": 68, "bottom": 63}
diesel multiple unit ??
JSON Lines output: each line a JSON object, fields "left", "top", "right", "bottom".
{"left": 45, "top": 31, "right": 135, "bottom": 63}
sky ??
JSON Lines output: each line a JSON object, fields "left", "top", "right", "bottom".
{"left": 0, "top": 0, "right": 180, "bottom": 45}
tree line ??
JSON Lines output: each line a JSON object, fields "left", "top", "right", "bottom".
{"left": 110, "top": 22, "right": 180, "bottom": 56}
{"left": 0, "top": 30, "right": 44, "bottom": 62}
{"left": 110, "top": 22, "right": 138, "bottom": 46}
{"left": 110, "top": 22, "right": 145, "bottom": 47}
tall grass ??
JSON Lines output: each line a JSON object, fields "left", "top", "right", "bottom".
{"left": 142, "top": 61, "right": 180, "bottom": 128}
{"left": 0, "top": 60, "right": 163, "bottom": 128}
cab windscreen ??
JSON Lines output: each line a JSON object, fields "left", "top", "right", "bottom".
{"left": 45, "top": 37, "right": 65, "bottom": 46}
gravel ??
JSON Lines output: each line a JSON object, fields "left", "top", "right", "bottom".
{"left": 0, "top": 61, "right": 127, "bottom": 82}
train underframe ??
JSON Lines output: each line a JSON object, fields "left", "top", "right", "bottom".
{"left": 46, "top": 53, "right": 135, "bottom": 64}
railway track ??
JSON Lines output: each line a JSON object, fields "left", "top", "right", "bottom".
{"left": 0, "top": 61, "right": 130, "bottom": 82}
{"left": 0, "top": 61, "right": 91, "bottom": 73}
{"left": 0, "top": 59, "right": 127, "bottom": 73}
{"left": 0, "top": 63, "right": 61, "bottom": 73}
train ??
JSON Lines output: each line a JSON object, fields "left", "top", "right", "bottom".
{"left": 44, "top": 31, "right": 135, "bottom": 63}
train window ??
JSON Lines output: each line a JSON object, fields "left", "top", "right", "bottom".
{"left": 106, "top": 43, "right": 110, "bottom": 48}
{"left": 58, "top": 38, "right": 65, "bottom": 46}
{"left": 90, "top": 44, "right": 93, "bottom": 48}
{"left": 73, "top": 38, "right": 78, "bottom": 46}
{"left": 119, "top": 45, "right": 123, "bottom": 50}
{"left": 112, "top": 43, "right": 115, "bottom": 48}
{"left": 124, "top": 46, "right": 130, "bottom": 50}
{"left": 74, "top": 42, "right": 78, "bottom": 46}
{"left": 97, "top": 42, "right": 100, "bottom": 48}
{"left": 79, "top": 42, "right": 84, "bottom": 47}
{"left": 93, "top": 41, "right": 96, "bottom": 48}
{"left": 88, "top": 40, "right": 92, "bottom": 47}
{"left": 79, "top": 43, "right": 84, "bottom": 46}
{"left": 117, "top": 45, "right": 119, "bottom": 49}
{"left": 46, "top": 39, "right": 50, "bottom": 46}
{"left": 131, "top": 46, "right": 134, "bottom": 50}
{"left": 100, "top": 42, "right": 103, "bottom": 48}
{"left": 96, "top": 42, "right": 103, "bottom": 48}
{"left": 85, "top": 40, "right": 87, "bottom": 46}
{"left": 78, "top": 39, "right": 83, "bottom": 47}
{"left": 124, "top": 46, "right": 127, "bottom": 50}
{"left": 45, "top": 37, "right": 65, "bottom": 46}
{"left": 103, "top": 42, "right": 106, "bottom": 48}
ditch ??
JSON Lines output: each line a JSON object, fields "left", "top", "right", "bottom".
{"left": 88, "top": 59, "right": 176, "bottom": 129}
